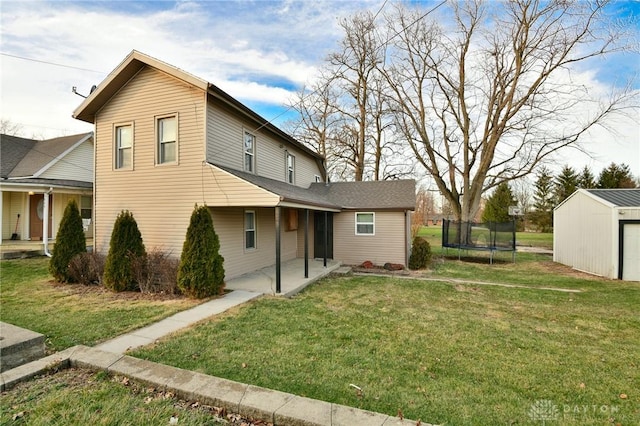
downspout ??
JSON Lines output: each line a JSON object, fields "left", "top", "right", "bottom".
{"left": 43, "top": 188, "right": 53, "bottom": 257}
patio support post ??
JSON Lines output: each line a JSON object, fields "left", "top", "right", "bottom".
{"left": 304, "top": 209, "right": 309, "bottom": 278}
{"left": 275, "top": 206, "right": 282, "bottom": 294}
{"left": 323, "top": 211, "right": 328, "bottom": 268}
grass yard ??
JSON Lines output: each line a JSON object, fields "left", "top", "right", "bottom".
{"left": 133, "top": 260, "right": 640, "bottom": 425}
{"left": 0, "top": 258, "right": 198, "bottom": 352}
{"left": 0, "top": 368, "right": 225, "bottom": 425}
{"left": 418, "top": 224, "right": 554, "bottom": 250}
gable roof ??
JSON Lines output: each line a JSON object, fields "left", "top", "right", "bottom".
{"left": 586, "top": 189, "right": 640, "bottom": 207}
{"left": 73, "top": 50, "right": 323, "bottom": 163}
{"left": 310, "top": 180, "right": 416, "bottom": 210}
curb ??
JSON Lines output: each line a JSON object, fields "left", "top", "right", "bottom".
{"left": 0, "top": 345, "right": 426, "bottom": 426}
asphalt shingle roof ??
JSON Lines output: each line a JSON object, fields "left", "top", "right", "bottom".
{"left": 7, "top": 133, "right": 91, "bottom": 178}
{"left": 586, "top": 189, "right": 640, "bottom": 207}
{"left": 310, "top": 180, "right": 416, "bottom": 210}
{"left": 215, "top": 164, "right": 415, "bottom": 211}
{"left": 0, "top": 134, "right": 36, "bottom": 178}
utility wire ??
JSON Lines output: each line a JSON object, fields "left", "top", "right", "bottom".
{"left": 0, "top": 52, "right": 106, "bottom": 74}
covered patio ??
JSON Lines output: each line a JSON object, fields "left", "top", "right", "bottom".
{"left": 226, "top": 258, "right": 343, "bottom": 297}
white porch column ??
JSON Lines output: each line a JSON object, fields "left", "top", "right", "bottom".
{"left": 43, "top": 189, "right": 52, "bottom": 256}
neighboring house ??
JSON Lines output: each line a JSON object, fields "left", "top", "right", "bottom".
{"left": 0, "top": 133, "right": 94, "bottom": 249}
{"left": 554, "top": 189, "right": 640, "bottom": 281}
{"left": 72, "top": 51, "right": 415, "bottom": 287}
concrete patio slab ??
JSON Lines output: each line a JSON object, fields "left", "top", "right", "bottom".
{"left": 226, "top": 258, "right": 341, "bottom": 297}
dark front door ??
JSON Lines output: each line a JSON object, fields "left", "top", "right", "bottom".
{"left": 29, "top": 194, "right": 52, "bottom": 240}
{"left": 314, "top": 212, "right": 333, "bottom": 259}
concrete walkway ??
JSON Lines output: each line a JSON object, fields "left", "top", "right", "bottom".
{"left": 95, "top": 290, "right": 261, "bottom": 354}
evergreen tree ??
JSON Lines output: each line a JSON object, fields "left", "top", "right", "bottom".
{"left": 554, "top": 165, "right": 578, "bottom": 204}
{"left": 597, "top": 163, "right": 637, "bottom": 188}
{"left": 177, "top": 204, "right": 225, "bottom": 298}
{"left": 531, "top": 166, "right": 554, "bottom": 232}
{"left": 481, "top": 182, "right": 516, "bottom": 223}
{"left": 103, "top": 210, "right": 146, "bottom": 292}
{"left": 49, "top": 199, "right": 86, "bottom": 282}
{"left": 578, "top": 166, "right": 596, "bottom": 189}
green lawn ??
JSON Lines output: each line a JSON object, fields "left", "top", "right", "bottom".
{"left": 0, "top": 258, "right": 198, "bottom": 352}
{"left": 0, "top": 369, "right": 225, "bottom": 425}
{"left": 418, "top": 224, "right": 553, "bottom": 250}
{"left": 133, "top": 264, "right": 640, "bottom": 425}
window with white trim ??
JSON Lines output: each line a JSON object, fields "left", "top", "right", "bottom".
{"left": 286, "top": 152, "right": 295, "bottom": 184}
{"left": 80, "top": 196, "right": 92, "bottom": 220}
{"left": 355, "top": 212, "right": 375, "bottom": 235}
{"left": 245, "top": 210, "right": 256, "bottom": 249}
{"left": 157, "top": 115, "right": 177, "bottom": 164}
{"left": 244, "top": 132, "right": 255, "bottom": 173}
{"left": 115, "top": 124, "right": 133, "bottom": 169}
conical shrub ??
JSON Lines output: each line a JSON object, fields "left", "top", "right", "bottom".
{"left": 49, "top": 199, "right": 86, "bottom": 282}
{"left": 177, "top": 204, "right": 225, "bottom": 298}
{"left": 103, "top": 210, "right": 146, "bottom": 292}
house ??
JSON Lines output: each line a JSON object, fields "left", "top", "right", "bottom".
{"left": 72, "top": 51, "right": 414, "bottom": 289}
{"left": 554, "top": 188, "right": 640, "bottom": 281}
{"left": 1, "top": 133, "right": 94, "bottom": 252}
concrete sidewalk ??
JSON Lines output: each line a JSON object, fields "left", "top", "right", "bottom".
{"left": 96, "top": 290, "right": 261, "bottom": 354}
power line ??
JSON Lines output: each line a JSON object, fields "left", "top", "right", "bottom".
{"left": 0, "top": 52, "right": 106, "bottom": 74}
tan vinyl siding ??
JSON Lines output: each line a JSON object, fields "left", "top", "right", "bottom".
{"left": 94, "top": 65, "right": 207, "bottom": 255}
{"left": 554, "top": 191, "right": 615, "bottom": 278}
{"left": 206, "top": 101, "right": 323, "bottom": 188}
{"left": 333, "top": 210, "right": 407, "bottom": 265}
{"left": 1, "top": 192, "right": 27, "bottom": 240}
{"left": 40, "top": 140, "right": 94, "bottom": 182}
{"left": 204, "top": 165, "right": 280, "bottom": 207}
{"left": 210, "top": 207, "right": 297, "bottom": 280}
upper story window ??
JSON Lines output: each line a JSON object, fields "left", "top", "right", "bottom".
{"left": 115, "top": 124, "right": 133, "bottom": 170}
{"left": 355, "top": 212, "right": 375, "bottom": 235}
{"left": 157, "top": 115, "right": 177, "bottom": 164}
{"left": 286, "top": 152, "right": 295, "bottom": 184}
{"left": 244, "top": 131, "right": 255, "bottom": 173}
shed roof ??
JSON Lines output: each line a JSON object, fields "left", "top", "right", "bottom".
{"left": 214, "top": 164, "right": 415, "bottom": 211}
{"left": 586, "top": 189, "right": 640, "bottom": 207}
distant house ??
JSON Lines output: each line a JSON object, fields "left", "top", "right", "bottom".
{"left": 72, "top": 51, "right": 414, "bottom": 287}
{"left": 554, "top": 189, "right": 640, "bottom": 281}
{"left": 0, "top": 133, "right": 94, "bottom": 248}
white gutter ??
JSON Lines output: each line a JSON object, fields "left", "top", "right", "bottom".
{"left": 43, "top": 188, "right": 53, "bottom": 257}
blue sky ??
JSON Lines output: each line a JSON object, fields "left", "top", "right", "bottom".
{"left": 1, "top": 0, "right": 638, "bottom": 178}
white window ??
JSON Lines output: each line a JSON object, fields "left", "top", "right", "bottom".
{"left": 115, "top": 124, "right": 132, "bottom": 169}
{"left": 314, "top": 175, "right": 322, "bottom": 183}
{"left": 157, "top": 115, "right": 177, "bottom": 164}
{"left": 286, "top": 152, "right": 295, "bottom": 184}
{"left": 355, "top": 212, "right": 375, "bottom": 235}
{"left": 244, "top": 132, "right": 255, "bottom": 173}
{"left": 245, "top": 210, "right": 256, "bottom": 249}
{"left": 80, "top": 196, "right": 92, "bottom": 220}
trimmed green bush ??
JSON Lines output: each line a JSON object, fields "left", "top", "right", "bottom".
{"left": 103, "top": 210, "right": 146, "bottom": 292}
{"left": 409, "top": 236, "right": 432, "bottom": 270}
{"left": 49, "top": 199, "right": 86, "bottom": 282}
{"left": 177, "top": 204, "right": 225, "bottom": 298}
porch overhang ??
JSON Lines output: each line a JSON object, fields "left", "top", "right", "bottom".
{"left": 0, "top": 178, "right": 93, "bottom": 195}
{"left": 205, "top": 163, "right": 340, "bottom": 212}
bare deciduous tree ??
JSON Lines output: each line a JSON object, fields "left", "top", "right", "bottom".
{"left": 382, "top": 0, "right": 636, "bottom": 222}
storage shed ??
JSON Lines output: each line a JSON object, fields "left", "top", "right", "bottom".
{"left": 554, "top": 189, "right": 640, "bottom": 281}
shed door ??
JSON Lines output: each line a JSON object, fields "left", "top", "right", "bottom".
{"left": 622, "top": 224, "right": 640, "bottom": 281}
